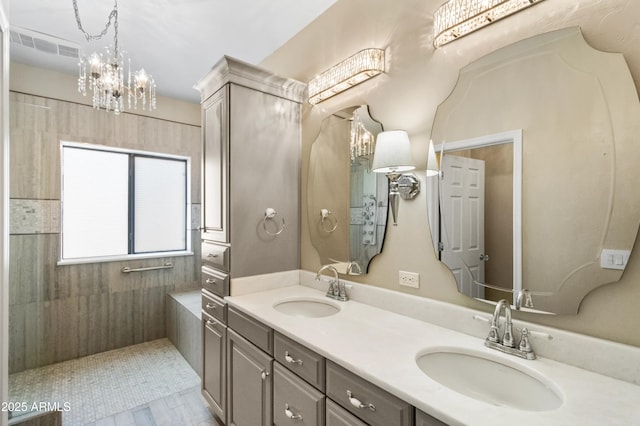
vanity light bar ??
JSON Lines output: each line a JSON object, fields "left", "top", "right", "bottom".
{"left": 308, "top": 48, "right": 385, "bottom": 105}
{"left": 433, "top": 0, "right": 547, "bottom": 48}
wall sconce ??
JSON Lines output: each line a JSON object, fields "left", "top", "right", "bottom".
{"left": 372, "top": 130, "right": 419, "bottom": 226}
{"left": 308, "top": 48, "right": 385, "bottom": 105}
{"left": 433, "top": 0, "right": 547, "bottom": 48}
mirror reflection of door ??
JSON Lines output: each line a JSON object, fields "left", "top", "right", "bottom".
{"left": 440, "top": 154, "right": 486, "bottom": 299}
{"left": 437, "top": 142, "right": 514, "bottom": 303}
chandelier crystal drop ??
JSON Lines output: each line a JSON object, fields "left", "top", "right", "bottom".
{"left": 433, "top": 0, "right": 547, "bottom": 48}
{"left": 74, "top": 0, "right": 156, "bottom": 114}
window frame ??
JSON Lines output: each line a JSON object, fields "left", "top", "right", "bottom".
{"left": 58, "top": 141, "right": 193, "bottom": 265}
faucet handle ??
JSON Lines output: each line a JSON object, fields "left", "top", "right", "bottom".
{"left": 518, "top": 328, "right": 533, "bottom": 352}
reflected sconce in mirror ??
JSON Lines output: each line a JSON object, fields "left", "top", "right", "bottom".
{"left": 426, "top": 140, "right": 439, "bottom": 177}
{"left": 372, "top": 130, "right": 418, "bottom": 226}
{"left": 308, "top": 49, "right": 385, "bottom": 105}
{"left": 433, "top": 0, "right": 547, "bottom": 48}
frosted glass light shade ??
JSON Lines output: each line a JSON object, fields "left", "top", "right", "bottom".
{"left": 372, "top": 130, "right": 416, "bottom": 174}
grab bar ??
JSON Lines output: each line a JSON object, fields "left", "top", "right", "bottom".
{"left": 121, "top": 262, "right": 173, "bottom": 273}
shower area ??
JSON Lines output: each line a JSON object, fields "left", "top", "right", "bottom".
{"left": 7, "top": 92, "right": 208, "bottom": 424}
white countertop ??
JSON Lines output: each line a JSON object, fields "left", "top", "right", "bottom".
{"left": 225, "top": 284, "right": 640, "bottom": 426}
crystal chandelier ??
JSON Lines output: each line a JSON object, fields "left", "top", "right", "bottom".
{"left": 433, "top": 0, "right": 547, "bottom": 48}
{"left": 308, "top": 49, "right": 385, "bottom": 105}
{"left": 350, "top": 115, "right": 375, "bottom": 164}
{"left": 74, "top": 0, "right": 156, "bottom": 114}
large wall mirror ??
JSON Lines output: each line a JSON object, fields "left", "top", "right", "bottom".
{"left": 308, "top": 105, "right": 388, "bottom": 275}
{"left": 428, "top": 27, "right": 640, "bottom": 314}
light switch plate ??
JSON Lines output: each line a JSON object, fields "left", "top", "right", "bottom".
{"left": 600, "top": 249, "right": 631, "bottom": 270}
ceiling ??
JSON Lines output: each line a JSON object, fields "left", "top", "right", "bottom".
{"left": 8, "top": 0, "right": 338, "bottom": 103}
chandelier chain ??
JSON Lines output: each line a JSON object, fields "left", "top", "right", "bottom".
{"left": 72, "top": 0, "right": 119, "bottom": 54}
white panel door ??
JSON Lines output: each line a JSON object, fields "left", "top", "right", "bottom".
{"left": 440, "top": 154, "right": 486, "bottom": 299}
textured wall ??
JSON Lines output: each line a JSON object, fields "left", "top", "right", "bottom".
{"left": 261, "top": 0, "right": 640, "bottom": 346}
{"left": 9, "top": 92, "right": 202, "bottom": 373}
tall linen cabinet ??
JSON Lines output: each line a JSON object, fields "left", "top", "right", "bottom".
{"left": 195, "top": 56, "right": 305, "bottom": 425}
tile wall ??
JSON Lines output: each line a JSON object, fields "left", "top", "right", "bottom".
{"left": 9, "top": 92, "right": 202, "bottom": 373}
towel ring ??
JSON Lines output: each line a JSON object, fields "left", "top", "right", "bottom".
{"left": 263, "top": 208, "right": 285, "bottom": 236}
{"left": 320, "top": 208, "right": 338, "bottom": 233}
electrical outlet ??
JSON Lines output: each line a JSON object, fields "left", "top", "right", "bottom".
{"left": 399, "top": 271, "right": 419, "bottom": 288}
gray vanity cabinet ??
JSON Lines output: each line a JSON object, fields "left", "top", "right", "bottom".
{"left": 202, "top": 289, "right": 227, "bottom": 424}
{"left": 415, "top": 410, "right": 447, "bottom": 426}
{"left": 326, "top": 361, "right": 414, "bottom": 426}
{"left": 195, "top": 56, "right": 306, "bottom": 278}
{"left": 226, "top": 306, "right": 275, "bottom": 426}
{"left": 326, "top": 399, "right": 368, "bottom": 426}
{"left": 226, "top": 327, "right": 273, "bottom": 426}
{"left": 273, "top": 362, "right": 325, "bottom": 426}
{"left": 202, "top": 312, "right": 226, "bottom": 424}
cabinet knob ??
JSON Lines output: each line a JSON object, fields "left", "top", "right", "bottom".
{"left": 346, "top": 390, "right": 376, "bottom": 411}
{"left": 284, "top": 403, "right": 302, "bottom": 420}
{"left": 284, "top": 351, "right": 303, "bottom": 365}
{"left": 261, "top": 371, "right": 270, "bottom": 380}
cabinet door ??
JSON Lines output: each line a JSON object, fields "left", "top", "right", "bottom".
{"left": 202, "top": 314, "right": 226, "bottom": 425}
{"left": 227, "top": 328, "right": 273, "bottom": 426}
{"left": 416, "top": 409, "right": 448, "bottom": 426}
{"left": 201, "top": 85, "right": 229, "bottom": 243}
{"left": 273, "top": 362, "right": 324, "bottom": 426}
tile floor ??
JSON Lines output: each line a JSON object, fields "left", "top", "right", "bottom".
{"left": 9, "top": 339, "right": 220, "bottom": 426}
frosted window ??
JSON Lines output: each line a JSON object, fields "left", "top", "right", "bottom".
{"left": 62, "top": 147, "right": 129, "bottom": 259}
{"left": 61, "top": 143, "right": 190, "bottom": 262}
{"left": 134, "top": 157, "right": 187, "bottom": 253}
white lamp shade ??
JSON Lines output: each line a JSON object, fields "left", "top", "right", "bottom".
{"left": 372, "top": 130, "right": 416, "bottom": 173}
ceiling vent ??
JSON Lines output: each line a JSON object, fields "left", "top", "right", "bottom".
{"left": 10, "top": 27, "right": 79, "bottom": 59}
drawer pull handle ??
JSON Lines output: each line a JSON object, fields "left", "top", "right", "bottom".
{"left": 207, "top": 253, "right": 219, "bottom": 258}
{"left": 284, "top": 404, "right": 302, "bottom": 421}
{"left": 284, "top": 351, "right": 303, "bottom": 365}
{"left": 206, "top": 319, "right": 217, "bottom": 327}
{"left": 205, "top": 303, "right": 217, "bottom": 309}
{"left": 261, "top": 371, "right": 270, "bottom": 380}
{"left": 347, "top": 390, "right": 376, "bottom": 412}
{"left": 205, "top": 278, "right": 217, "bottom": 284}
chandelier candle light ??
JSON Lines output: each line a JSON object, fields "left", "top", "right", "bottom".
{"left": 308, "top": 48, "right": 385, "bottom": 105}
{"left": 74, "top": 0, "right": 156, "bottom": 114}
{"left": 433, "top": 0, "right": 547, "bottom": 48}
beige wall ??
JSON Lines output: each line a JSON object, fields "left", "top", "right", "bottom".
{"left": 261, "top": 0, "right": 640, "bottom": 347}
{"left": 8, "top": 67, "right": 202, "bottom": 371}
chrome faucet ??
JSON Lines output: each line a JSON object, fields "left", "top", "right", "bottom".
{"left": 315, "top": 265, "right": 348, "bottom": 301}
{"left": 485, "top": 299, "right": 535, "bottom": 359}
{"left": 346, "top": 261, "right": 362, "bottom": 275}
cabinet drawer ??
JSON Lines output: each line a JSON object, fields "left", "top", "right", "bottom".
{"left": 326, "top": 399, "right": 368, "bottom": 426}
{"left": 201, "top": 266, "right": 229, "bottom": 297}
{"left": 228, "top": 306, "right": 273, "bottom": 355}
{"left": 201, "top": 240, "right": 229, "bottom": 271}
{"left": 202, "top": 290, "right": 227, "bottom": 324}
{"left": 273, "top": 362, "right": 325, "bottom": 426}
{"left": 274, "top": 332, "right": 325, "bottom": 391}
{"left": 326, "top": 360, "right": 413, "bottom": 426}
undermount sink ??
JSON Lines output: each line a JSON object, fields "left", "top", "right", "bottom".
{"left": 416, "top": 348, "right": 563, "bottom": 411}
{"left": 273, "top": 298, "right": 340, "bottom": 318}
